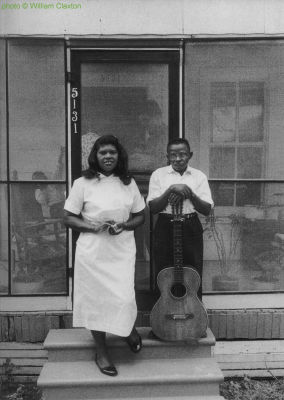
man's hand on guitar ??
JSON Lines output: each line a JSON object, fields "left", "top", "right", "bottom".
{"left": 169, "top": 184, "right": 193, "bottom": 200}
{"left": 168, "top": 192, "right": 182, "bottom": 206}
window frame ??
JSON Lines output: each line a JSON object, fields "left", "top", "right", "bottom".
{"left": 0, "top": 38, "right": 71, "bottom": 309}
{"left": 185, "top": 40, "right": 284, "bottom": 299}
{"left": 209, "top": 79, "right": 267, "bottom": 207}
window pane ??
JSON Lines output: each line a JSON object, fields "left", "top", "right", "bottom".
{"left": 210, "top": 182, "right": 262, "bottom": 208}
{"left": 236, "top": 182, "right": 261, "bottom": 206}
{"left": 186, "top": 42, "right": 284, "bottom": 179}
{"left": 237, "top": 147, "right": 263, "bottom": 178}
{"left": 210, "top": 182, "right": 234, "bottom": 206}
{"left": 211, "top": 82, "right": 236, "bottom": 143}
{"left": 8, "top": 40, "right": 66, "bottom": 180}
{"left": 239, "top": 82, "right": 264, "bottom": 142}
{"left": 0, "top": 185, "right": 8, "bottom": 294}
{"left": 0, "top": 39, "right": 6, "bottom": 180}
{"left": 209, "top": 147, "right": 235, "bottom": 178}
{"left": 10, "top": 183, "right": 67, "bottom": 294}
{"left": 203, "top": 182, "right": 284, "bottom": 292}
{"left": 81, "top": 63, "right": 168, "bottom": 171}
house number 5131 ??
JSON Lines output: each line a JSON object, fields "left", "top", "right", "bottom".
{"left": 71, "top": 87, "right": 79, "bottom": 134}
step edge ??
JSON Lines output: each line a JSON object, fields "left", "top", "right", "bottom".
{"left": 38, "top": 392, "right": 225, "bottom": 400}
{"left": 38, "top": 373, "right": 224, "bottom": 388}
{"left": 45, "top": 341, "right": 214, "bottom": 350}
{"left": 38, "top": 359, "right": 224, "bottom": 388}
{"left": 44, "top": 328, "right": 215, "bottom": 349}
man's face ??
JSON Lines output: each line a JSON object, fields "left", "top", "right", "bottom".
{"left": 167, "top": 143, "right": 192, "bottom": 173}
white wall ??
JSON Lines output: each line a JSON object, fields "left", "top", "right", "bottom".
{"left": 1, "top": 0, "right": 284, "bottom": 37}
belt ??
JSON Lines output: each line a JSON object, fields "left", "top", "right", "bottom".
{"left": 159, "top": 212, "right": 197, "bottom": 219}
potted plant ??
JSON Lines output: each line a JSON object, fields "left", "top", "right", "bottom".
{"left": 11, "top": 236, "right": 45, "bottom": 294}
{"left": 11, "top": 222, "right": 66, "bottom": 294}
{"left": 205, "top": 210, "right": 242, "bottom": 291}
{"left": 13, "top": 265, "right": 44, "bottom": 294}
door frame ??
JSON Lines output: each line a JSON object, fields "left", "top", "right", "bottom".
{"left": 69, "top": 48, "right": 181, "bottom": 310}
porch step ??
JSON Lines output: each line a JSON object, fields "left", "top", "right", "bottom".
{"left": 38, "top": 357, "right": 224, "bottom": 400}
{"left": 52, "top": 398, "right": 225, "bottom": 400}
{"left": 44, "top": 327, "right": 215, "bottom": 362}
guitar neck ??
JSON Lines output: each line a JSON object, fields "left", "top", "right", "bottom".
{"left": 173, "top": 220, "right": 184, "bottom": 282}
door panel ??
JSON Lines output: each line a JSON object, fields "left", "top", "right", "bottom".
{"left": 71, "top": 50, "right": 180, "bottom": 309}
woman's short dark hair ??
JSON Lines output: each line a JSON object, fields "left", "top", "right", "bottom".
{"left": 82, "top": 135, "right": 131, "bottom": 185}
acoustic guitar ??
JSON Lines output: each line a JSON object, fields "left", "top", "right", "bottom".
{"left": 150, "top": 202, "right": 208, "bottom": 341}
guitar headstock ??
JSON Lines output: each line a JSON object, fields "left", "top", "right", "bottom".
{"left": 170, "top": 201, "right": 184, "bottom": 222}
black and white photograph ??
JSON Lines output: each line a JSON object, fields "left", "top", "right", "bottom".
{"left": 0, "top": 1, "right": 284, "bottom": 399}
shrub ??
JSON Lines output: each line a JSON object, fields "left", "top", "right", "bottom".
{"left": 221, "top": 376, "right": 284, "bottom": 400}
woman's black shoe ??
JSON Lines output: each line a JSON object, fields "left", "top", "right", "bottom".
{"left": 95, "top": 354, "right": 118, "bottom": 377}
{"left": 125, "top": 331, "right": 142, "bottom": 353}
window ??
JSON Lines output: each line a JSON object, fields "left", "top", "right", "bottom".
{"left": 210, "top": 81, "right": 265, "bottom": 206}
{"left": 185, "top": 42, "right": 284, "bottom": 293}
{"left": 0, "top": 39, "right": 8, "bottom": 295}
{"left": 0, "top": 39, "right": 67, "bottom": 297}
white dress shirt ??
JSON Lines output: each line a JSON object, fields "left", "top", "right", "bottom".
{"left": 147, "top": 164, "right": 214, "bottom": 214}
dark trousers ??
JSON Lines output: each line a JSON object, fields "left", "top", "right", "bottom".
{"left": 153, "top": 213, "right": 204, "bottom": 300}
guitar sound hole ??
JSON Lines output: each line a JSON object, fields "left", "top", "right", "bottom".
{"left": 171, "top": 283, "right": 186, "bottom": 298}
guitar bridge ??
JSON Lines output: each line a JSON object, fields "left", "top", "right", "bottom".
{"left": 166, "top": 313, "right": 194, "bottom": 320}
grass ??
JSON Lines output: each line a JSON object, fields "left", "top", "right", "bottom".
{"left": 1, "top": 376, "right": 284, "bottom": 399}
{"left": 220, "top": 376, "right": 284, "bottom": 400}
{"left": 0, "top": 383, "right": 42, "bottom": 400}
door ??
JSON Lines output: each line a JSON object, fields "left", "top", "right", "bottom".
{"left": 70, "top": 50, "right": 180, "bottom": 310}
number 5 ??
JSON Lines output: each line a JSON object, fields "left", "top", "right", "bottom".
{"left": 71, "top": 88, "right": 78, "bottom": 98}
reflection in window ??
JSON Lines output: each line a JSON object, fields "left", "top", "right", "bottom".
{"left": 239, "top": 82, "right": 264, "bottom": 142}
{"left": 210, "top": 81, "right": 265, "bottom": 179}
{"left": 236, "top": 182, "right": 262, "bottom": 206}
{"left": 237, "top": 147, "right": 262, "bottom": 179}
{"left": 186, "top": 42, "right": 284, "bottom": 293}
{"left": 209, "top": 80, "right": 265, "bottom": 207}
{"left": 211, "top": 82, "right": 236, "bottom": 143}
{"left": 81, "top": 63, "right": 169, "bottom": 171}
{"left": 210, "top": 147, "right": 235, "bottom": 178}
{"left": 8, "top": 40, "right": 65, "bottom": 180}
{"left": 0, "top": 185, "right": 8, "bottom": 294}
{"left": 210, "top": 182, "right": 262, "bottom": 207}
{"left": 10, "top": 184, "right": 66, "bottom": 294}
{"left": 210, "top": 182, "right": 235, "bottom": 206}
{"left": 203, "top": 183, "right": 284, "bottom": 292}
{"left": 0, "top": 39, "right": 6, "bottom": 180}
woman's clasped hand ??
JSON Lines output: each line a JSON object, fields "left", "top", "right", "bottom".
{"left": 89, "top": 220, "right": 124, "bottom": 235}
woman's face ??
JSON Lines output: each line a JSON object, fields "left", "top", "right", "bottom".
{"left": 96, "top": 144, "right": 119, "bottom": 175}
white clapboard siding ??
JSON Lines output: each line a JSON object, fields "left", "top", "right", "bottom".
{"left": 213, "top": 340, "right": 284, "bottom": 377}
{"left": 0, "top": 342, "right": 47, "bottom": 383}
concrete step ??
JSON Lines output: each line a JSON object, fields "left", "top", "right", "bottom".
{"left": 55, "top": 398, "right": 225, "bottom": 400}
{"left": 44, "top": 327, "right": 215, "bottom": 362}
{"left": 38, "top": 357, "right": 223, "bottom": 400}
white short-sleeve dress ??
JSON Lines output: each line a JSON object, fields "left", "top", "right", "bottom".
{"left": 64, "top": 174, "right": 145, "bottom": 337}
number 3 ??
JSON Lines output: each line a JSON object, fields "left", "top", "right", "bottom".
{"left": 72, "top": 111, "right": 78, "bottom": 122}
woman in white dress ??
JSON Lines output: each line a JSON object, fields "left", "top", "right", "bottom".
{"left": 64, "top": 135, "right": 145, "bottom": 377}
